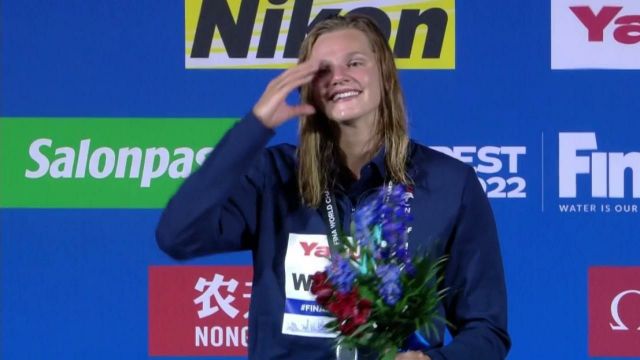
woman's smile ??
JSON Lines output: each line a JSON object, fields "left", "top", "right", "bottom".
{"left": 310, "top": 28, "right": 382, "bottom": 125}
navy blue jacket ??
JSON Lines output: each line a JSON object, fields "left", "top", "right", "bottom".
{"left": 156, "top": 113, "right": 510, "bottom": 359}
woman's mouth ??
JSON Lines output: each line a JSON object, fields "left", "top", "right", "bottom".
{"left": 330, "top": 90, "right": 362, "bottom": 102}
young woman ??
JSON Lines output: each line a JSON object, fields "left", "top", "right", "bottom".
{"left": 157, "top": 15, "right": 510, "bottom": 360}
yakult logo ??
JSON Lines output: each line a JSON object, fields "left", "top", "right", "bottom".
{"left": 431, "top": 145, "right": 527, "bottom": 198}
{"left": 551, "top": 0, "right": 640, "bottom": 69}
{"left": 149, "top": 266, "right": 252, "bottom": 356}
{"left": 589, "top": 267, "right": 640, "bottom": 357}
{"left": 558, "top": 133, "right": 639, "bottom": 214}
{"left": 570, "top": 5, "right": 640, "bottom": 44}
{"left": 300, "top": 241, "right": 330, "bottom": 257}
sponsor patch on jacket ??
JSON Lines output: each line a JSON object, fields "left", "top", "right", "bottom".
{"left": 282, "top": 233, "right": 336, "bottom": 338}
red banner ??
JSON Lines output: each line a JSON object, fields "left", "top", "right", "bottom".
{"left": 589, "top": 266, "right": 640, "bottom": 357}
{"left": 148, "top": 265, "right": 253, "bottom": 356}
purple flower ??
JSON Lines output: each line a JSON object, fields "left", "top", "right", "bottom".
{"left": 376, "top": 264, "right": 402, "bottom": 305}
{"left": 353, "top": 183, "right": 415, "bottom": 273}
{"left": 395, "top": 244, "right": 411, "bottom": 265}
{"left": 376, "top": 184, "right": 413, "bottom": 260}
{"left": 403, "top": 261, "right": 416, "bottom": 277}
{"left": 326, "top": 256, "right": 357, "bottom": 293}
{"left": 354, "top": 203, "right": 377, "bottom": 248}
{"left": 382, "top": 220, "right": 403, "bottom": 246}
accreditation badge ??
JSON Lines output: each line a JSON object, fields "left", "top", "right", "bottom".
{"left": 282, "top": 233, "right": 337, "bottom": 338}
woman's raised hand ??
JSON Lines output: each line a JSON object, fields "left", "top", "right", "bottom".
{"left": 253, "top": 60, "right": 319, "bottom": 128}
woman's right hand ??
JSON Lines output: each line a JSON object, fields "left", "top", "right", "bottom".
{"left": 253, "top": 60, "right": 319, "bottom": 129}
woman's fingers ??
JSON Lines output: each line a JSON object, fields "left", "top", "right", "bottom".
{"left": 275, "top": 60, "right": 319, "bottom": 83}
{"left": 287, "top": 103, "right": 316, "bottom": 118}
{"left": 253, "top": 60, "right": 319, "bottom": 128}
{"left": 270, "top": 60, "right": 319, "bottom": 95}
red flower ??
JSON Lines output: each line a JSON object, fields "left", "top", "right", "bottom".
{"left": 311, "top": 271, "right": 334, "bottom": 306}
{"left": 328, "top": 290, "right": 358, "bottom": 319}
{"left": 339, "top": 318, "right": 360, "bottom": 335}
{"left": 336, "top": 297, "right": 373, "bottom": 335}
{"left": 312, "top": 273, "right": 373, "bottom": 336}
{"left": 314, "top": 288, "right": 333, "bottom": 306}
{"left": 310, "top": 271, "right": 328, "bottom": 291}
{"left": 352, "top": 298, "right": 372, "bottom": 325}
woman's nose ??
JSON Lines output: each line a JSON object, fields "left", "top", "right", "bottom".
{"left": 330, "top": 65, "right": 350, "bottom": 86}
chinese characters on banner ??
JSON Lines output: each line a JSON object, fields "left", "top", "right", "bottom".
{"left": 149, "top": 266, "right": 253, "bottom": 356}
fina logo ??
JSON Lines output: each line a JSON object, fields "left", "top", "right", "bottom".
{"left": 610, "top": 289, "right": 640, "bottom": 331}
{"left": 559, "top": 133, "right": 640, "bottom": 199}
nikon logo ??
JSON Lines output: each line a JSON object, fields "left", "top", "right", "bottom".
{"left": 185, "top": 0, "right": 455, "bottom": 69}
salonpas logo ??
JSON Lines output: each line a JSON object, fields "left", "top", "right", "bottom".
{"left": 0, "top": 117, "right": 236, "bottom": 208}
{"left": 25, "top": 139, "right": 214, "bottom": 188}
{"left": 185, "top": 0, "right": 455, "bottom": 69}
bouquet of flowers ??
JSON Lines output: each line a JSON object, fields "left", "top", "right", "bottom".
{"left": 311, "top": 184, "right": 447, "bottom": 360}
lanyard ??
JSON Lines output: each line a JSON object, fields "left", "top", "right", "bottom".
{"left": 320, "top": 190, "right": 342, "bottom": 254}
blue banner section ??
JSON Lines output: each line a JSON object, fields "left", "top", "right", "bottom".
{"left": 2, "top": 0, "right": 639, "bottom": 359}
{"left": 285, "top": 298, "right": 331, "bottom": 317}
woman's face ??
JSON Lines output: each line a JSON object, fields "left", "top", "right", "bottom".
{"left": 309, "top": 28, "right": 382, "bottom": 125}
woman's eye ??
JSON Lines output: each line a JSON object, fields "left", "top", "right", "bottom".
{"left": 348, "top": 61, "right": 363, "bottom": 67}
{"left": 316, "top": 65, "right": 330, "bottom": 76}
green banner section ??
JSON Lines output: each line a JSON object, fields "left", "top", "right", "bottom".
{"left": 0, "top": 117, "right": 237, "bottom": 208}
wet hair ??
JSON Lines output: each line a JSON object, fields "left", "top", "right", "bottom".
{"left": 297, "top": 14, "right": 410, "bottom": 207}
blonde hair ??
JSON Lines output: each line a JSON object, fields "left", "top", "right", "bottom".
{"left": 297, "top": 14, "right": 410, "bottom": 207}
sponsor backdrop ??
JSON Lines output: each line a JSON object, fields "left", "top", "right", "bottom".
{"left": 1, "top": 0, "right": 639, "bottom": 359}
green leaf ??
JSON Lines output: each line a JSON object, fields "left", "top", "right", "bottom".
{"left": 380, "top": 347, "right": 398, "bottom": 360}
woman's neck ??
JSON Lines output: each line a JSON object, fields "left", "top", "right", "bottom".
{"left": 337, "top": 118, "right": 379, "bottom": 179}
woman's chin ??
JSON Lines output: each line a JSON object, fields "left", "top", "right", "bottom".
{"left": 326, "top": 109, "right": 370, "bottom": 124}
